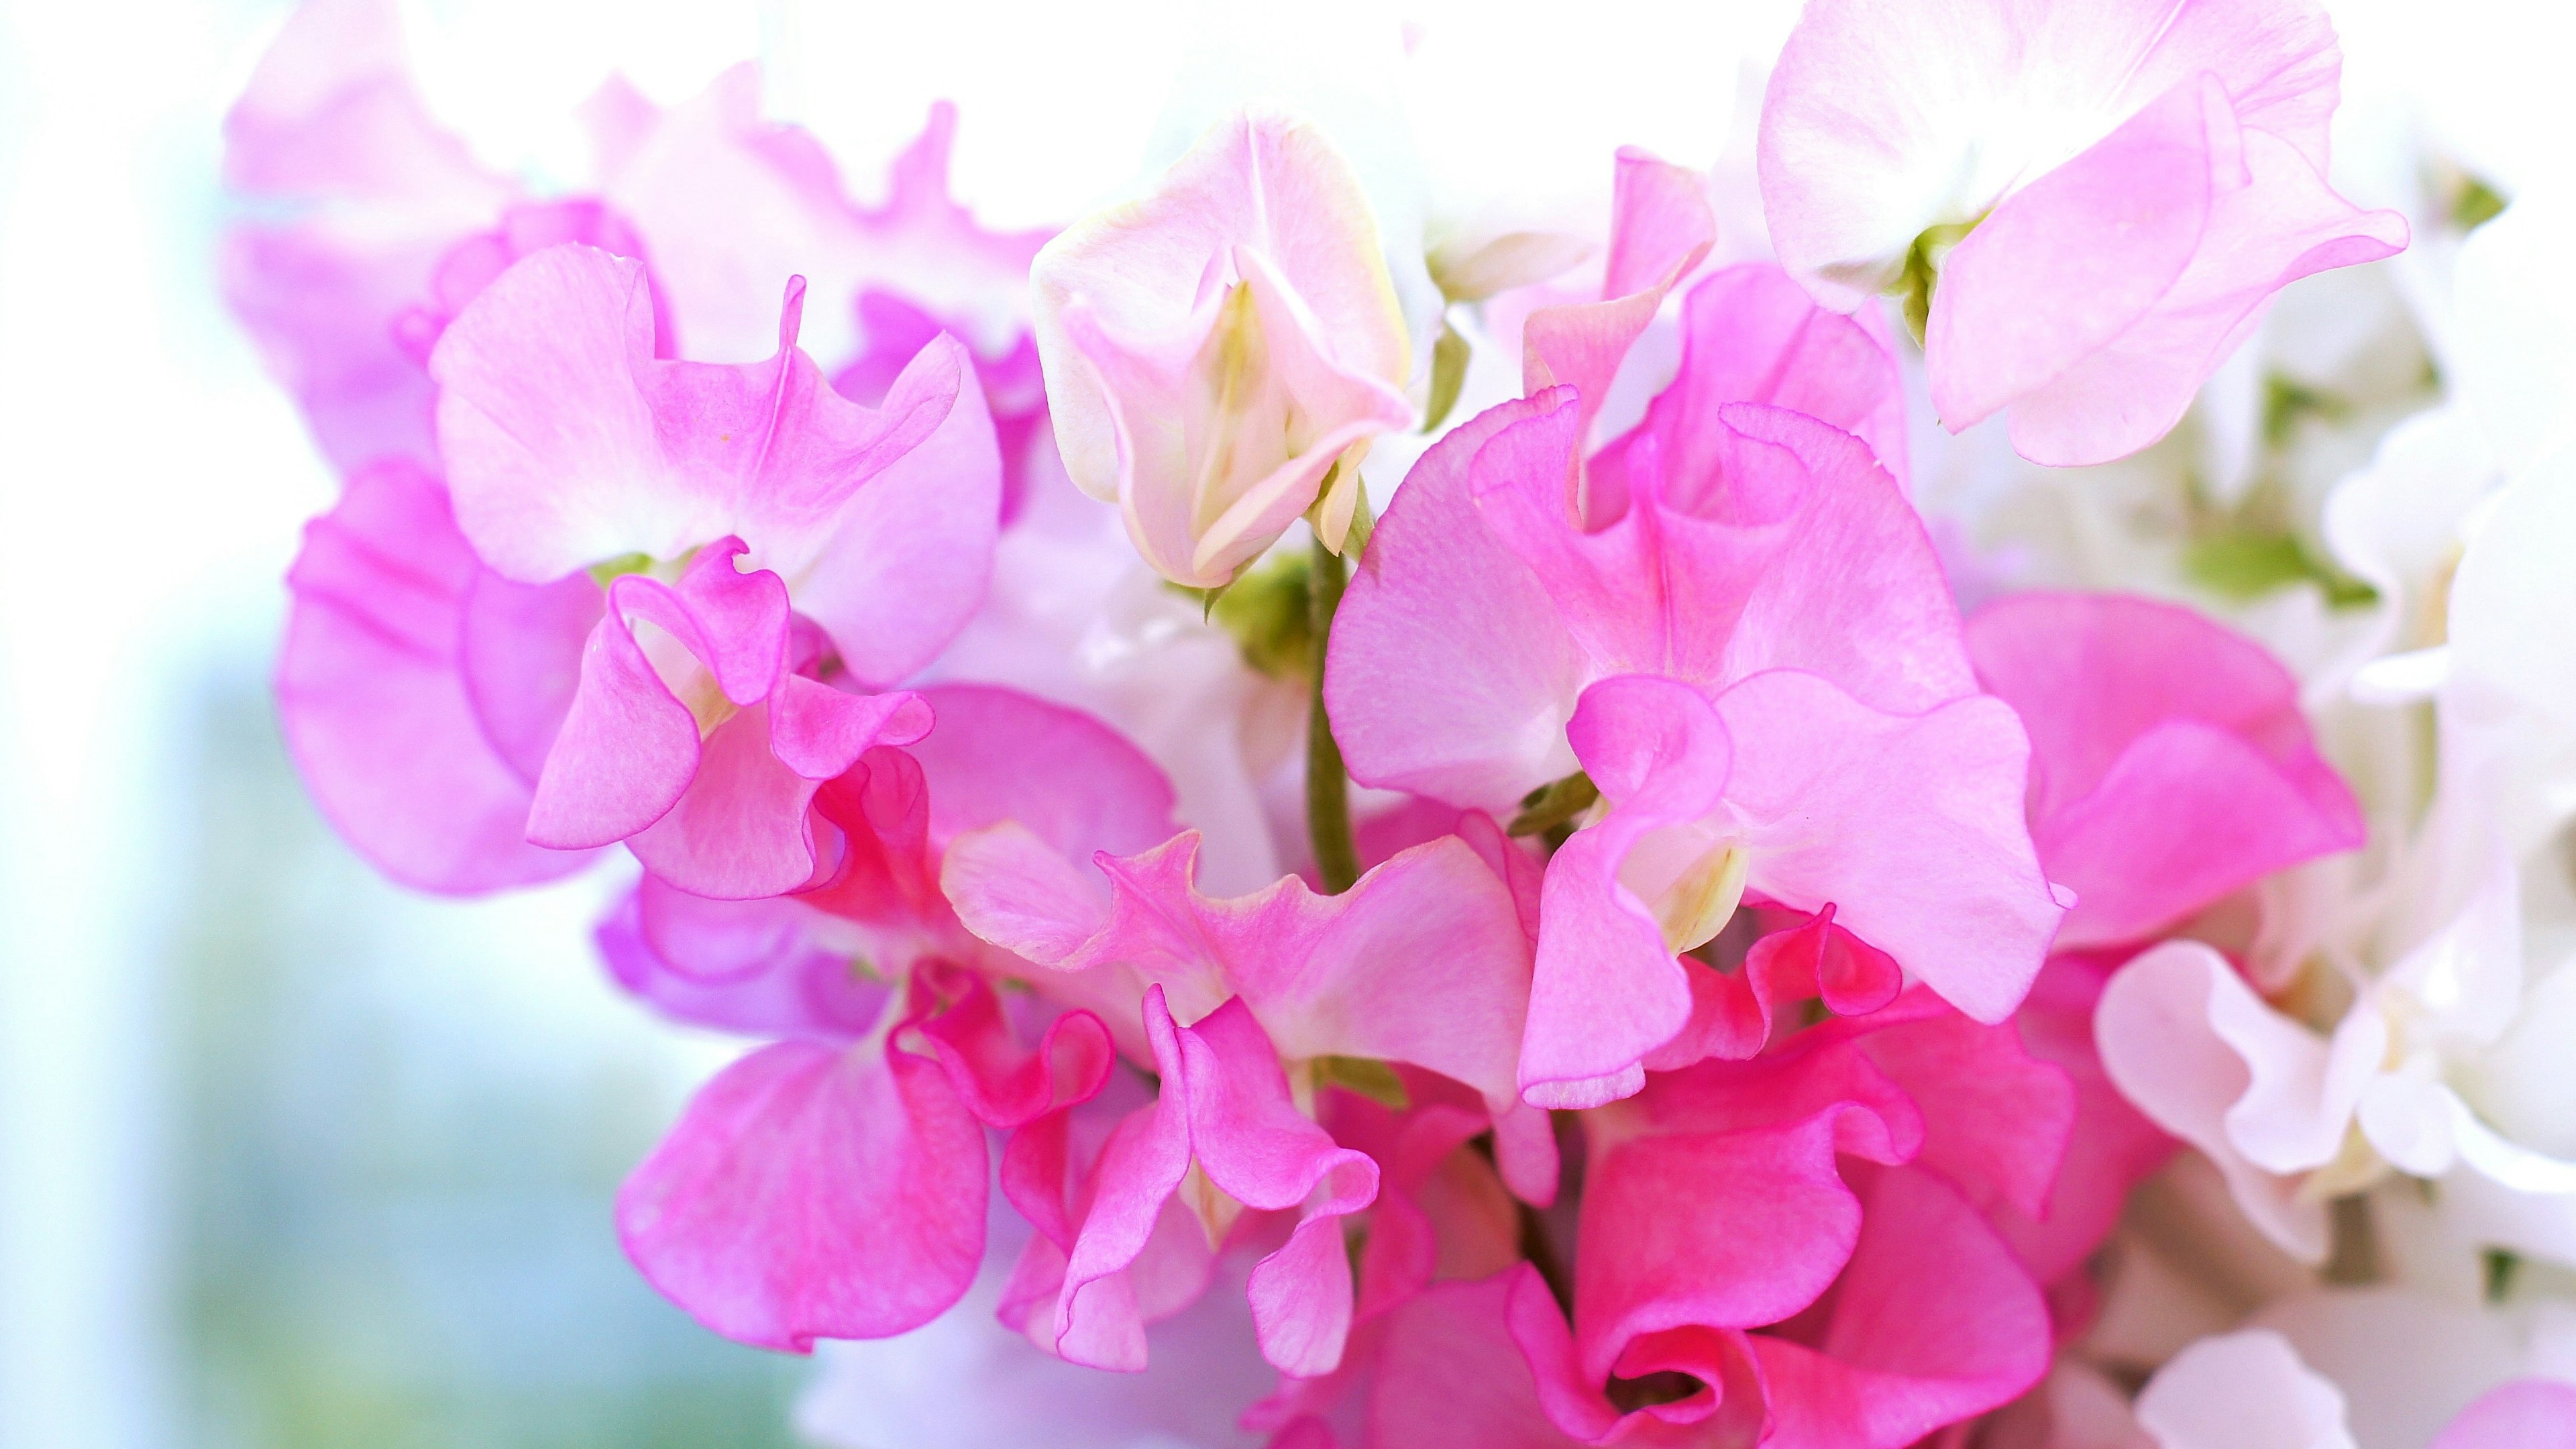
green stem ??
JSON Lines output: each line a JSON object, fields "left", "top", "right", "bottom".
{"left": 1305, "top": 531, "right": 1360, "bottom": 894}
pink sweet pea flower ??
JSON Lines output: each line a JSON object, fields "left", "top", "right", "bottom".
{"left": 1759, "top": 0, "right": 2408, "bottom": 466}
{"left": 606, "top": 685, "right": 1181, "bottom": 1352}
{"left": 1330, "top": 383, "right": 2061, "bottom": 1108}
{"left": 1497, "top": 991, "right": 2068, "bottom": 1448}
{"left": 942, "top": 816, "right": 1536, "bottom": 1375}
{"left": 1968, "top": 591, "right": 2365, "bottom": 952}
{"left": 428, "top": 243, "right": 1000, "bottom": 896}
{"left": 1030, "top": 109, "right": 1414, "bottom": 588}
{"left": 2433, "top": 1380, "right": 2576, "bottom": 1449}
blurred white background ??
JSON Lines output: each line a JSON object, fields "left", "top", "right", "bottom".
{"left": 0, "top": 1, "right": 1793, "bottom": 1444}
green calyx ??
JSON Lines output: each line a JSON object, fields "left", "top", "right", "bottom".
{"left": 1313, "top": 1055, "right": 1409, "bottom": 1110}
{"left": 1898, "top": 219, "right": 1980, "bottom": 347}
{"left": 1508, "top": 771, "right": 1599, "bottom": 843}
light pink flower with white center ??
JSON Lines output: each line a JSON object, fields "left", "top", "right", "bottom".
{"left": 1031, "top": 109, "right": 1414, "bottom": 588}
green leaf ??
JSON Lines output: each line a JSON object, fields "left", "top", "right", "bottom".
{"left": 2185, "top": 530, "right": 2377, "bottom": 610}
{"left": 1422, "top": 319, "right": 1471, "bottom": 433}
{"left": 1314, "top": 1055, "right": 1409, "bottom": 1110}
{"left": 1508, "top": 772, "right": 1599, "bottom": 839}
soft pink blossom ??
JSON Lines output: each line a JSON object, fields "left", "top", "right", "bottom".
{"left": 1759, "top": 0, "right": 2408, "bottom": 465}
{"left": 1030, "top": 109, "right": 1413, "bottom": 587}
{"left": 1330, "top": 385, "right": 2060, "bottom": 1106}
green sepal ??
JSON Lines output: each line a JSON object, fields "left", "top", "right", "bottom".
{"left": 1422, "top": 319, "right": 1471, "bottom": 434}
{"left": 1314, "top": 1055, "right": 1410, "bottom": 1110}
{"left": 1509, "top": 771, "right": 1599, "bottom": 839}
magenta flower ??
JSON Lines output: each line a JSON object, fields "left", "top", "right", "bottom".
{"left": 1330, "top": 307, "right": 2061, "bottom": 1106}
{"left": 945, "top": 817, "right": 1537, "bottom": 1375}
{"left": 1759, "top": 0, "right": 2408, "bottom": 465}
{"left": 605, "top": 685, "right": 1179, "bottom": 1351}
{"left": 424, "top": 244, "right": 998, "bottom": 896}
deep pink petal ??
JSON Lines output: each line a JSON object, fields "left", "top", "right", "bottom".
{"left": 1752, "top": 1167, "right": 2051, "bottom": 1449}
{"left": 1366, "top": 1271, "right": 1594, "bottom": 1448}
{"left": 1968, "top": 591, "right": 2363, "bottom": 949}
{"left": 278, "top": 460, "right": 600, "bottom": 892}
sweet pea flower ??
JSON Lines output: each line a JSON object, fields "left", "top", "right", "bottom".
{"left": 1030, "top": 109, "right": 1414, "bottom": 588}
{"left": 1497, "top": 990, "right": 2069, "bottom": 1448}
{"left": 941, "top": 814, "right": 1538, "bottom": 1375}
{"left": 426, "top": 242, "right": 999, "bottom": 897}
{"left": 604, "top": 685, "right": 1179, "bottom": 1351}
{"left": 1759, "top": 0, "right": 2409, "bottom": 466}
{"left": 1330, "top": 373, "right": 2061, "bottom": 1108}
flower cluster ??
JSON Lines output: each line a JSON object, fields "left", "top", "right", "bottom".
{"left": 229, "top": 0, "right": 2576, "bottom": 1445}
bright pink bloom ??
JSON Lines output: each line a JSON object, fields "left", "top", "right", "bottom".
{"left": 2433, "top": 1381, "right": 2576, "bottom": 1449}
{"left": 1501, "top": 993, "right": 2068, "bottom": 1447}
{"left": 1759, "top": 0, "right": 2408, "bottom": 465}
{"left": 278, "top": 460, "right": 602, "bottom": 892}
{"left": 1330, "top": 386, "right": 2061, "bottom": 1106}
{"left": 1030, "top": 109, "right": 1414, "bottom": 587}
{"left": 944, "top": 817, "right": 1535, "bottom": 1373}
{"left": 428, "top": 244, "right": 999, "bottom": 892}
{"left": 608, "top": 685, "right": 1181, "bottom": 1351}
{"left": 1968, "top": 592, "right": 2364, "bottom": 951}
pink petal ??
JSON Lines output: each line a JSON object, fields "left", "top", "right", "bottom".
{"left": 903, "top": 961, "right": 1116, "bottom": 1131}
{"left": 1520, "top": 675, "right": 1735, "bottom": 1108}
{"left": 595, "top": 875, "right": 885, "bottom": 1038}
{"left": 1931, "top": 76, "right": 2407, "bottom": 466}
{"left": 1326, "top": 393, "right": 1587, "bottom": 813}
{"left": 1521, "top": 148, "right": 1714, "bottom": 457}
{"left": 1371, "top": 1272, "right": 1591, "bottom": 1448}
{"left": 1593, "top": 263, "right": 1910, "bottom": 500}
{"left": 526, "top": 542, "right": 790, "bottom": 851}
{"left": 2432, "top": 1381, "right": 2576, "bottom": 1449}
{"left": 431, "top": 244, "right": 999, "bottom": 676}
{"left": 278, "top": 460, "right": 600, "bottom": 892}
{"left": 1751, "top": 1167, "right": 2051, "bottom": 1449}
{"left": 1759, "top": 0, "right": 2347, "bottom": 309}
{"left": 1969, "top": 591, "right": 2363, "bottom": 949}
{"left": 949, "top": 829, "right": 1533, "bottom": 1114}
{"left": 1828, "top": 993, "right": 2076, "bottom": 1222}
{"left": 906, "top": 684, "right": 1179, "bottom": 859}
{"left": 615, "top": 1027, "right": 987, "bottom": 1352}
{"left": 1715, "top": 669, "right": 2063, "bottom": 1026}
{"left": 1647, "top": 904, "right": 1905, "bottom": 1071}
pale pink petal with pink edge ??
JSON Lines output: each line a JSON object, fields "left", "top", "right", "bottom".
{"left": 614, "top": 1029, "right": 987, "bottom": 1352}
{"left": 1970, "top": 592, "right": 2363, "bottom": 949}
{"left": 1030, "top": 109, "right": 1411, "bottom": 586}
{"left": 1715, "top": 669, "right": 2062, "bottom": 1025}
{"left": 1326, "top": 392, "right": 1586, "bottom": 812}
{"left": 1752, "top": 1167, "right": 2051, "bottom": 1449}
{"left": 1758, "top": 0, "right": 2345, "bottom": 307}
{"left": 278, "top": 460, "right": 600, "bottom": 892}
{"left": 431, "top": 245, "right": 998, "bottom": 672}
{"left": 1521, "top": 149, "right": 1714, "bottom": 456}
{"left": 2432, "top": 1381, "right": 2576, "bottom": 1449}
{"left": 1932, "top": 75, "right": 2407, "bottom": 466}
{"left": 2133, "top": 1330, "right": 2355, "bottom": 1449}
